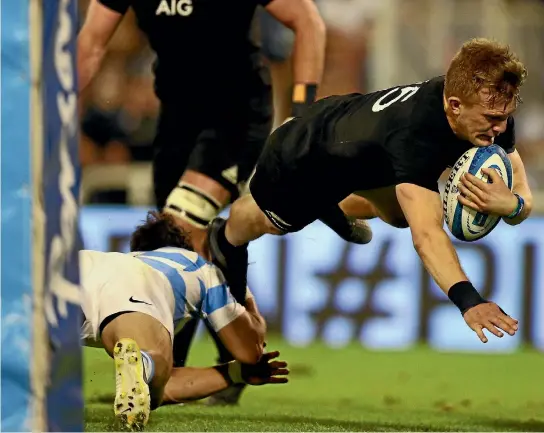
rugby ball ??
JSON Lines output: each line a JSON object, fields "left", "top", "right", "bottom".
{"left": 443, "top": 145, "right": 513, "bottom": 242}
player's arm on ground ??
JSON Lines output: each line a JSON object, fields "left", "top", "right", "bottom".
{"left": 396, "top": 183, "right": 468, "bottom": 293}
{"left": 264, "top": 0, "right": 326, "bottom": 112}
{"left": 503, "top": 149, "right": 533, "bottom": 225}
{"left": 77, "top": 0, "right": 129, "bottom": 92}
{"left": 161, "top": 351, "right": 288, "bottom": 405}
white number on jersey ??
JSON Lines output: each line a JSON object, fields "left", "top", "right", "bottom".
{"left": 371, "top": 85, "right": 421, "bottom": 113}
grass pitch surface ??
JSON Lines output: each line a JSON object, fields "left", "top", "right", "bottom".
{"left": 85, "top": 337, "right": 544, "bottom": 431}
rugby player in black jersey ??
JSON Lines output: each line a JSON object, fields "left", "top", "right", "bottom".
{"left": 209, "top": 38, "right": 533, "bottom": 345}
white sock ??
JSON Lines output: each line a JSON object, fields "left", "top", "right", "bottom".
{"left": 140, "top": 351, "right": 155, "bottom": 384}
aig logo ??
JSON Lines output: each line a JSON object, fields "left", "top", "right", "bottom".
{"left": 156, "top": 0, "right": 193, "bottom": 16}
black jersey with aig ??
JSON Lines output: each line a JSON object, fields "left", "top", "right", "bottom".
{"left": 280, "top": 75, "right": 515, "bottom": 193}
{"left": 97, "top": 0, "right": 272, "bottom": 102}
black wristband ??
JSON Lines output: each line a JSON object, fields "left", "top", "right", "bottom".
{"left": 291, "top": 83, "right": 318, "bottom": 117}
{"left": 447, "top": 281, "right": 488, "bottom": 315}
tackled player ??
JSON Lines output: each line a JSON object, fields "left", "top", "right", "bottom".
{"left": 80, "top": 211, "right": 288, "bottom": 430}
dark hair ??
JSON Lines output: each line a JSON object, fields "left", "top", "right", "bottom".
{"left": 445, "top": 38, "right": 527, "bottom": 107}
{"left": 130, "top": 211, "right": 192, "bottom": 252}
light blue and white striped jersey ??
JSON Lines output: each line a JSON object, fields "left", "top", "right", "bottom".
{"left": 130, "top": 247, "right": 248, "bottom": 333}
{"left": 79, "top": 247, "right": 249, "bottom": 343}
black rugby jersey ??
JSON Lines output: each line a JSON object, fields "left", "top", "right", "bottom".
{"left": 99, "top": 0, "right": 272, "bottom": 101}
{"left": 288, "top": 76, "right": 515, "bottom": 192}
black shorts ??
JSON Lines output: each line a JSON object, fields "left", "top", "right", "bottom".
{"left": 152, "top": 74, "right": 272, "bottom": 209}
{"left": 249, "top": 117, "right": 361, "bottom": 232}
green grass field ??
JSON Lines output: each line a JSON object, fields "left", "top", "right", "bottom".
{"left": 85, "top": 337, "right": 544, "bottom": 431}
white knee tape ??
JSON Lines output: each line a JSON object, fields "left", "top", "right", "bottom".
{"left": 164, "top": 182, "right": 223, "bottom": 229}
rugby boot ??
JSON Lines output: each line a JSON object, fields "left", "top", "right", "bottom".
{"left": 113, "top": 338, "right": 150, "bottom": 431}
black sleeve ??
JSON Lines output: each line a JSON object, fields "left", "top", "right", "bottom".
{"left": 495, "top": 116, "right": 516, "bottom": 154}
{"left": 257, "top": 0, "right": 274, "bottom": 6}
{"left": 98, "top": 0, "right": 131, "bottom": 14}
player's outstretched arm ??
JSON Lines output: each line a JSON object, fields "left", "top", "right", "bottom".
{"left": 161, "top": 351, "right": 288, "bottom": 405}
{"left": 396, "top": 182, "right": 518, "bottom": 343}
{"left": 77, "top": 0, "right": 127, "bottom": 92}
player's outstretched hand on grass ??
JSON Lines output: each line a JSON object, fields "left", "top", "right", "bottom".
{"left": 463, "top": 302, "right": 519, "bottom": 343}
{"left": 240, "top": 351, "right": 289, "bottom": 386}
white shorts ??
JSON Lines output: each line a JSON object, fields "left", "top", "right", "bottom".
{"left": 80, "top": 251, "right": 176, "bottom": 346}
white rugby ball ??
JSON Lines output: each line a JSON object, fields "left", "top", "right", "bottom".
{"left": 443, "top": 145, "right": 513, "bottom": 242}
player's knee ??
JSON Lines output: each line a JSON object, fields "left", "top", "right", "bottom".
{"left": 230, "top": 194, "right": 282, "bottom": 235}
{"left": 164, "top": 182, "right": 224, "bottom": 230}
{"left": 262, "top": 214, "right": 288, "bottom": 235}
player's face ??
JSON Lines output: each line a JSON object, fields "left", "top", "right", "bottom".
{"left": 456, "top": 89, "right": 516, "bottom": 147}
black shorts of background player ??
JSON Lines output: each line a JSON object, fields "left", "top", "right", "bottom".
{"left": 77, "top": 0, "right": 325, "bottom": 405}
{"left": 208, "top": 38, "right": 534, "bottom": 346}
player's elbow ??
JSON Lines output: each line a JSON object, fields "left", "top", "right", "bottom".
{"left": 287, "top": 5, "right": 326, "bottom": 40}
{"left": 308, "top": 14, "right": 326, "bottom": 39}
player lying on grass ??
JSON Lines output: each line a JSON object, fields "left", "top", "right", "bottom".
{"left": 208, "top": 38, "right": 532, "bottom": 345}
{"left": 80, "top": 211, "right": 288, "bottom": 430}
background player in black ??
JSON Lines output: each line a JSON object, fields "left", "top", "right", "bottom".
{"left": 77, "top": 0, "right": 325, "bottom": 254}
{"left": 77, "top": 0, "right": 325, "bottom": 404}
{"left": 208, "top": 38, "right": 533, "bottom": 345}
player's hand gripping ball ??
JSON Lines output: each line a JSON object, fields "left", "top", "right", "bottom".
{"left": 443, "top": 145, "right": 514, "bottom": 241}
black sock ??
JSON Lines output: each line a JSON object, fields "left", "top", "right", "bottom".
{"left": 319, "top": 205, "right": 353, "bottom": 241}
{"left": 217, "top": 221, "right": 247, "bottom": 254}
{"left": 213, "top": 221, "right": 248, "bottom": 305}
